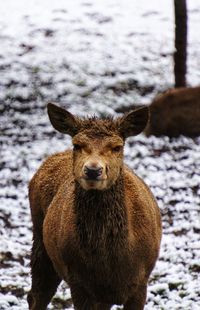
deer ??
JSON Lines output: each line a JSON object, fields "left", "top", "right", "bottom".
{"left": 27, "top": 103, "right": 162, "bottom": 310}
{"left": 145, "top": 86, "right": 200, "bottom": 137}
{"left": 115, "top": 87, "right": 200, "bottom": 137}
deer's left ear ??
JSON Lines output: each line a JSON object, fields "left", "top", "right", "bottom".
{"left": 118, "top": 106, "right": 149, "bottom": 138}
{"left": 47, "top": 103, "right": 80, "bottom": 136}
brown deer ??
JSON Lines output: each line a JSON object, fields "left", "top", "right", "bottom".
{"left": 27, "top": 103, "right": 162, "bottom": 310}
{"left": 145, "top": 86, "right": 200, "bottom": 137}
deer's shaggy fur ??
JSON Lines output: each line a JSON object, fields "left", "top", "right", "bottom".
{"left": 28, "top": 104, "right": 162, "bottom": 310}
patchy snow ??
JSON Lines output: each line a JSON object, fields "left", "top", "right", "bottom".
{"left": 0, "top": 0, "right": 200, "bottom": 309}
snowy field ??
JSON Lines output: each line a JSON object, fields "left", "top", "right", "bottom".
{"left": 0, "top": 0, "right": 200, "bottom": 309}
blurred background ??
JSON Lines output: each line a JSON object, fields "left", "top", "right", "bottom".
{"left": 0, "top": 0, "right": 200, "bottom": 309}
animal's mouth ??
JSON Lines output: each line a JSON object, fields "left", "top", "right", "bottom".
{"left": 79, "top": 177, "right": 108, "bottom": 190}
{"left": 82, "top": 176, "right": 106, "bottom": 182}
{"left": 81, "top": 177, "right": 107, "bottom": 186}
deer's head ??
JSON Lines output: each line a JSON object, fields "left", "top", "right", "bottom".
{"left": 48, "top": 103, "right": 148, "bottom": 190}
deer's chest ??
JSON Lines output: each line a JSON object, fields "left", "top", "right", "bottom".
{"left": 62, "top": 238, "right": 136, "bottom": 305}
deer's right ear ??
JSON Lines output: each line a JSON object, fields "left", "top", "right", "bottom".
{"left": 47, "top": 103, "right": 80, "bottom": 136}
{"left": 118, "top": 106, "right": 149, "bottom": 138}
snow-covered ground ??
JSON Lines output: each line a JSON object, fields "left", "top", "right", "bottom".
{"left": 0, "top": 0, "right": 200, "bottom": 309}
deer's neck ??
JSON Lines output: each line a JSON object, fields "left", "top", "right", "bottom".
{"left": 74, "top": 174, "right": 128, "bottom": 252}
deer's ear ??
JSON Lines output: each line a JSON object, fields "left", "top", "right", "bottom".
{"left": 47, "top": 103, "right": 80, "bottom": 136}
{"left": 118, "top": 106, "right": 149, "bottom": 138}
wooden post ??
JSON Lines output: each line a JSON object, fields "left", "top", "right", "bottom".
{"left": 174, "top": 0, "right": 187, "bottom": 87}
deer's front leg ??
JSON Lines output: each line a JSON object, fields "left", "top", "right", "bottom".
{"left": 124, "top": 284, "right": 147, "bottom": 310}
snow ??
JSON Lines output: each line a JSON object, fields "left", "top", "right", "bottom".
{"left": 0, "top": 0, "right": 200, "bottom": 309}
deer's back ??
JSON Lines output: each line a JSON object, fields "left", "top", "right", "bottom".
{"left": 29, "top": 151, "right": 73, "bottom": 217}
{"left": 146, "top": 87, "right": 200, "bottom": 136}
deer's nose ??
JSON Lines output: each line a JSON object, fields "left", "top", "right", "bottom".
{"left": 84, "top": 165, "right": 103, "bottom": 180}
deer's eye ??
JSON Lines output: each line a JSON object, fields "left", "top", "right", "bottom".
{"left": 112, "top": 146, "right": 122, "bottom": 152}
{"left": 73, "top": 144, "right": 82, "bottom": 151}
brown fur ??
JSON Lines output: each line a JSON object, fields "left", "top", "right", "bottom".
{"left": 28, "top": 104, "right": 162, "bottom": 310}
{"left": 145, "top": 86, "right": 200, "bottom": 137}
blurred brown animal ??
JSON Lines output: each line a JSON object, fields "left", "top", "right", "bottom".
{"left": 145, "top": 87, "right": 200, "bottom": 137}
{"left": 27, "top": 103, "right": 162, "bottom": 310}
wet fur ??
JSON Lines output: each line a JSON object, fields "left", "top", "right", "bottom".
{"left": 28, "top": 106, "right": 162, "bottom": 310}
